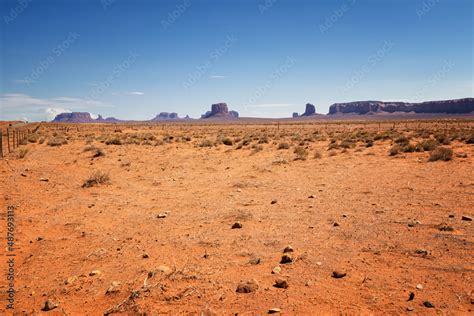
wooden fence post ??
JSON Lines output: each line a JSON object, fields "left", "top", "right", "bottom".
{"left": 7, "top": 129, "right": 11, "bottom": 153}
{"left": 0, "top": 129, "right": 3, "bottom": 159}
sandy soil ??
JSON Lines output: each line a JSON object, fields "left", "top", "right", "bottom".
{"left": 0, "top": 121, "right": 473, "bottom": 315}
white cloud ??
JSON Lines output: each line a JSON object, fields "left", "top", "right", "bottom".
{"left": 13, "top": 79, "right": 35, "bottom": 84}
{"left": 210, "top": 75, "right": 226, "bottom": 79}
{"left": 0, "top": 93, "right": 111, "bottom": 121}
{"left": 127, "top": 91, "right": 144, "bottom": 95}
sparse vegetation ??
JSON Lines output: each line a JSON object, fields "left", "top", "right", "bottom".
{"left": 48, "top": 136, "right": 68, "bottom": 147}
{"left": 105, "top": 138, "right": 122, "bottom": 145}
{"left": 82, "top": 171, "right": 110, "bottom": 188}
{"left": 17, "top": 148, "right": 29, "bottom": 159}
{"left": 429, "top": 146, "right": 453, "bottom": 162}
{"left": 294, "top": 146, "right": 308, "bottom": 160}
{"left": 278, "top": 142, "right": 290, "bottom": 150}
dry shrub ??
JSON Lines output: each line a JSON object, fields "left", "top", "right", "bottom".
{"left": 429, "top": 147, "right": 453, "bottom": 162}
{"left": 421, "top": 139, "right": 439, "bottom": 151}
{"left": 48, "top": 136, "right": 68, "bottom": 147}
{"left": 199, "top": 139, "right": 214, "bottom": 147}
{"left": 105, "top": 138, "right": 122, "bottom": 145}
{"left": 17, "top": 148, "right": 29, "bottom": 159}
{"left": 278, "top": 142, "right": 290, "bottom": 150}
{"left": 389, "top": 145, "right": 401, "bottom": 156}
{"left": 222, "top": 138, "right": 233, "bottom": 146}
{"left": 82, "top": 171, "right": 110, "bottom": 188}
{"left": 314, "top": 150, "right": 322, "bottom": 159}
{"left": 294, "top": 146, "right": 308, "bottom": 160}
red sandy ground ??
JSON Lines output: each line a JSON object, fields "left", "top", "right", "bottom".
{"left": 0, "top": 121, "right": 473, "bottom": 315}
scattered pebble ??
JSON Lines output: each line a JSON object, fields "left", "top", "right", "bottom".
{"left": 283, "top": 245, "right": 294, "bottom": 253}
{"left": 39, "top": 177, "right": 49, "bottom": 182}
{"left": 331, "top": 271, "right": 346, "bottom": 279}
{"left": 448, "top": 214, "right": 455, "bottom": 218}
{"left": 308, "top": 195, "right": 315, "bottom": 199}
{"left": 333, "top": 222, "right": 340, "bottom": 227}
{"left": 236, "top": 189, "right": 242, "bottom": 192}
{"left": 272, "top": 266, "right": 282, "bottom": 274}
{"left": 249, "top": 257, "right": 261, "bottom": 265}
{"left": 41, "top": 299, "right": 58, "bottom": 311}
{"left": 106, "top": 281, "right": 121, "bottom": 294}
{"left": 406, "top": 306, "right": 414, "bottom": 311}
{"left": 65, "top": 276, "right": 77, "bottom": 285}
{"left": 142, "top": 253, "right": 149, "bottom": 259}
{"left": 423, "top": 301, "right": 434, "bottom": 308}
{"left": 437, "top": 224, "right": 454, "bottom": 231}
{"left": 415, "top": 249, "right": 428, "bottom": 256}
{"left": 89, "top": 270, "right": 101, "bottom": 276}
{"left": 316, "top": 261, "right": 322, "bottom": 266}
{"left": 157, "top": 213, "right": 167, "bottom": 219}
{"left": 274, "top": 278, "right": 289, "bottom": 289}
{"left": 280, "top": 254, "right": 293, "bottom": 264}
{"left": 408, "top": 292, "right": 415, "bottom": 301}
{"left": 342, "top": 214, "right": 348, "bottom": 218}
{"left": 416, "top": 284, "right": 423, "bottom": 290}
{"left": 271, "top": 199, "right": 278, "bottom": 204}
{"left": 36, "top": 236, "right": 43, "bottom": 241}
{"left": 461, "top": 216, "right": 472, "bottom": 221}
{"left": 268, "top": 307, "right": 281, "bottom": 314}
{"left": 236, "top": 279, "right": 259, "bottom": 293}
{"left": 232, "top": 221, "right": 243, "bottom": 229}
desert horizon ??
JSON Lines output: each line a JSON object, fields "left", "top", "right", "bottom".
{"left": 1, "top": 0, "right": 473, "bottom": 314}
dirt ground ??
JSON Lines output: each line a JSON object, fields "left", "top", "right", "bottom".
{"left": 0, "top": 121, "right": 473, "bottom": 315}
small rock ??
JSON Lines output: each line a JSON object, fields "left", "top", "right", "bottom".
{"left": 236, "top": 279, "right": 259, "bottom": 293}
{"left": 305, "top": 279, "right": 313, "bottom": 287}
{"left": 232, "top": 221, "right": 243, "bottom": 229}
{"left": 236, "top": 189, "right": 242, "bottom": 192}
{"left": 157, "top": 213, "right": 167, "bottom": 219}
{"left": 316, "top": 261, "right": 323, "bottom": 266}
{"left": 331, "top": 271, "right": 346, "bottom": 279}
{"left": 423, "top": 301, "right": 434, "bottom": 308}
{"left": 408, "top": 292, "right": 415, "bottom": 301}
{"left": 89, "top": 270, "right": 101, "bottom": 276}
{"left": 437, "top": 224, "right": 454, "bottom": 231}
{"left": 448, "top": 214, "right": 455, "bottom": 218}
{"left": 249, "top": 257, "right": 261, "bottom": 265}
{"left": 268, "top": 307, "right": 281, "bottom": 314}
{"left": 456, "top": 152, "right": 468, "bottom": 158}
{"left": 106, "top": 281, "right": 121, "bottom": 294}
{"left": 271, "top": 199, "right": 277, "bottom": 204}
{"left": 283, "top": 245, "right": 294, "bottom": 253}
{"left": 308, "top": 195, "right": 315, "bottom": 199}
{"left": 39, "top": 177, "right": 49, "bottom": 182}
{"left": 333, "top": 222, "right": 340, "bottom": 227}
{"left": 21, "top": 173, "right": 27, "bottom": 177}
{"left": 36, "top": 236, "right": 44, "bottom": 241}
{"left": 41, "top": 299, "right": 58, "bottom": 311}
{"left": 416, "top": 284, "right": 423, "bottom": 290}
{"left": 342, "top": 214, "right": 348, "bottom": 218}
{"left": 65, "top": 276, "right": 77, "bottom": 285}
{"left": 272, "top": 266, "right": 282, "bottom": 274}
{"left": 274, "top": 278, "right": 289, "bottom": 289}
{"left": 280, "top": 254, "right": 293, "bottom": 264}
{"left": 461, "top": 216, "right": 472, "bottom": 221}
{"left": 142, "top": 253, "right": 149, "bottom": 259}
{"left": 415, "top": 249, "right": 428, "bottom": 256}
{"left": 407, "top": 306, "right": 414, "bottom": 311}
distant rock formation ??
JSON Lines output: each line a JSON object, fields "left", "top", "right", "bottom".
{"left": 292, "top": 112, "right": 299, "bottom": 118}
{"left": 152, "top": 112, "right": 179, "bottom": 120}
{"left": 52, "top": 112, "right": 121, "bottom": 123}
{"left": 328, "top": 98, "right": 474, "bottom": 115}
{"left": 201, "top": 102, "right": 239, "bottom": 119}
{"left": 52, "top": 112, "right": 95, "bottom": 123}
{"left": 301, "top": 103, "right": 316, "bottom": 116}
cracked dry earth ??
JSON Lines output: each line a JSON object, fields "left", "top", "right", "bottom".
{"left": 0, "top": 123, "right": 473, "bottom": 315}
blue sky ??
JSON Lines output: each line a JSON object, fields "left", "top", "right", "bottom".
{"left": 0, "top": 0, "right": 472, "bottom": 121}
